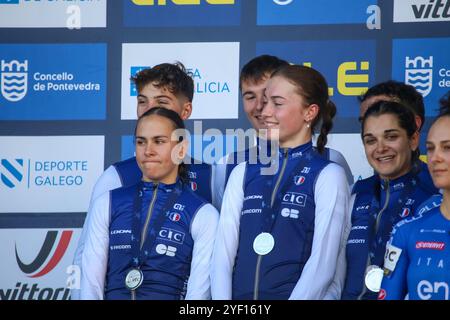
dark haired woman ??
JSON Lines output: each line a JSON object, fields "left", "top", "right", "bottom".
{"left": 80, "top": 107, "right": 219, "bottom": 300}
{"left": 341, "top": 101, "right": 438, "bottom": 300}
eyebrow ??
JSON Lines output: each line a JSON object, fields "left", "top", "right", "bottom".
{"left": 137, "top": 94, "right": 173, "bottom": 100}
{"left": 426, "top": 139, "right": 450, "bottom": 144}
{"left": 362, "top": 129, "right": 400, "bottom": 138}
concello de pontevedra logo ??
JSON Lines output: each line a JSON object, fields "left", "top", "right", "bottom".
{"left": 15, "top": 230, "right": 73, "bottom": 278}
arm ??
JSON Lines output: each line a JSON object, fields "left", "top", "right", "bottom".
{"left": 210, "top": 162, "right": 246, "bottom": 300}
{"left": 323, "top": 193, "right": 355, "bottom": 300}
{"left": 379, "top": 225, "right": 409, "bottom": 300}
{"left": 289, "top": 163, "right": 350, "bottom": 300}
{"left": 71, "top": 165, "right": 121, "bottom": 300}
{"left": 185, "top": 203, "right": 220, "bottom": 300}
{"left": 211, "top": 154, "right": 229, "bottom": 212}
{"left": 80, "top": 192, "right": 111, "bottom": 300}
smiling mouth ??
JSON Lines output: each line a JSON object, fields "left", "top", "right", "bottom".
{"left": 376, "top": 155, "right": 395, "bottom": 162}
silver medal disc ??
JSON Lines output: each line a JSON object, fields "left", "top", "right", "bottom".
{"left": 125, "top": 268, "right": 144, "bottom": 290}
{"left": 364, "top": 265, "right": 384, "bottom": 292}
{"left": 253, "top": 232, "right": 275, "bottom": 255}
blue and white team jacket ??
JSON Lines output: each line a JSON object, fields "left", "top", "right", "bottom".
{"left": 211, "top": 141, "right": 349, "bottom": 300}
{"left": 72, "top": 156, "right": 214, "bottom": 299}
{"left": 80, "top": 180, "right": 219, "bottom": 300}
{"left": 379, "top": 206, "right": 450, "bottom": 300}
{"left": 341, "top": 167, "right": 439, "bottom": 300}
{"left": 213, "top": 139, "right": 354, "bottom": 210}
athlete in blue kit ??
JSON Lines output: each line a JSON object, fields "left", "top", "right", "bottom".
{"left": 379, "top": 94, "right": 450, "bottom": 300}
{"left": 80, "top": 108, "right": 218, "bottom": 299}
{"left": 72, "top": 63, "right": 216, "bottom": 299}
{"left": 211, "top": 65, "right": 349, "bottom": 300}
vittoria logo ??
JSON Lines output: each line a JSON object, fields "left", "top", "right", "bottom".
{"left": 15, "top": 230, "right": 73, "bottom": 278}
{"left": 1, "top": 159, "right": 24, "bottom": 189}
{"left": 0, "top": 60, "right": 28, "bottom": 102}
{"left": 405, "top": 56, "right": 433, "bottom": 97}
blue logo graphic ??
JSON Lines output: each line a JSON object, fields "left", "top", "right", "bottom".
{"left": 130, "top": 66, "right": 150, "bottom": 96}
{"left": 0, "top": 0, "right": 19, "bottom": 4}
{"left": 257, "top": 40, "right": 376, "bottom": 118}
{"left": 257, "top": 0, "right": 376, "bottom": 25}
{"left": 0, "top": 44, "right": 107, "bottom": 120}
{"left": 1, "top": 159, "right": 23, "bottom": 189}
{"left": 123, "top": 0, "right": 241, "bottom": 27}
{"left": 392, "top": 38, "right": 450, "bottom": 117}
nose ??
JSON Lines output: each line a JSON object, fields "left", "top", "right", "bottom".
{"left": 428, "top": 147, "right": 442, "bottom": 165}
{"left": 255, "top": 95, "right": 265, "bottom": 111}
{"left": 144, "top": 141, "right": 156, "bottom": 156}
{"left": 375, "top": 139, "right": 388, "bottom": 153}
{"left": 261, "top": 99, "right": 273, "bottom": 119}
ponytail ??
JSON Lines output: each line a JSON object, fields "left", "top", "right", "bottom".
{"left": 316, "top": 100, "right": 336, "bottom": 154}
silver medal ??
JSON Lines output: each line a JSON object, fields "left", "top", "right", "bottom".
{"left": 364, "top": 265, "right": 384, "bottom": 292}
{"left": 253, "top": 232, "right": 275, "bottom": 255}
{"left": 125, "top": 268, "right": 144, "bottom": 290}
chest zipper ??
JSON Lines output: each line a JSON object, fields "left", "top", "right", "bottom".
{"left": 131, "top": 183, "right": 159, "bottom": 300}
{"left": 357, "top": 180, "right": 390, "bottom": 300}
{"left": 253, "top": 149, "right": 289, "bottom": 300}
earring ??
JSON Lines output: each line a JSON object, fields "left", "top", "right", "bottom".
{"left": 306, "top": 123, "right": 310, "bottom": 128}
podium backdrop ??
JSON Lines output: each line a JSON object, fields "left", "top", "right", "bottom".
{"left": 1, "top": 0, "right": 449, "bottom": 300}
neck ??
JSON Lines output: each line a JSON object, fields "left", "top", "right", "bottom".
{"left": 280, "top": 130, "right": 312, "bottom": 149}
{"left": 441, "top": 190, "right": 450, "bottom": 220}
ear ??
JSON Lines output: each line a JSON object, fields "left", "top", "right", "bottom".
{"left": 304, "top": 103, "right": 320, "bottom": 123}
{"left": 180, "top": 101, "right": 192, "bottom": 120}
{"left": 174, "top": 139, "right": 188, "bottom": 164}
{"left": 414, "top": 115, "right": 422, "bottom": 131}
{"left": 410, "top": 130, "right": 420, "bottom": 152}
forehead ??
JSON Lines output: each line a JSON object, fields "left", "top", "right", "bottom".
{"left": 140, "top": 82, "right": 177, "bottom": 97}
{"left": 136, "top": 115, "right": 174, "bottom": 135}
{"left": 428, "top": 116, "right": 450, "bottom": 141}
{"left": 364, "top": 113, "right": 401, "bottom": 133}
{"left": 265, "top": 76, "right": 296, "bottom": 94}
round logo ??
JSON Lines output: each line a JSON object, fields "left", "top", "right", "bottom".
{"left": 294, "top": 175, "right": 305, "bottom": 185}
{"left": 400, "top": 207, "right": 410, "bottom": 218}
{"left": 168, "top": 212, "right": 181, "bottom": 222}
{"left": 378, "top": 288, "right": 387, "bottom": 300}
{"left": 125, "top": 268, "right": 143, "bottom": 291}
{"left": 253, "top": 232, "right": 275, "bottom": 256}
{"left": 190, "top": 181, "right": 197, "bottom": 191}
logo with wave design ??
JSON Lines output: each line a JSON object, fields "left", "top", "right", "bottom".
{"left": 1, "top": 158, "right": 24, "bottom": 189}
{"left": 15, "top": 230, "right": 73, "bottom": 278}
{"left": 1, "top": 59, "right": 28, "bottom": 102}
{"left": 405, "top": 56, "right": 433, "bottom": 97}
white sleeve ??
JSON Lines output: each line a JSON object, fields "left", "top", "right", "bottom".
{"left": 328, "top": 148, "right": 354, "bottom": 186}
{"left": 185, "top": 203, "right": 219, "bottom": 300}
{"left": 71, "top": 165, "right": 121, "bottom": 300}
{"left": 288, "top": 163, "right": 350, "bottom": 300}
{"left": 210, "top": 162, "right": 246, "bottom": 300}
{"left": 323, "top": 193, "right": 355, "bottom": 300}
{"left": 80, "top": 192, "right": 111, "bottom": 300}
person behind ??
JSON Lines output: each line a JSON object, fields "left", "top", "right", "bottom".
{"left": 72, "top": 62, "right": 215, "bottom": 299}
{"left": 378, "top": 96, "right": 450, "bottom": 300}
{"left": 211, "top": 64, "right": 349, "bottom": 300}
{"left": 80, "top": 107, "right": 219, "bottom": 300}
{"left": 214, "top": 55, "right": 353, "bottom": 207}
{"left": 340, "top": 101, "right": 439, "bottom": 300}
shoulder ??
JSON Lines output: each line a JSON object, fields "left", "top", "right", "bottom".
{"left": 113, "top": 156, "right": 137, "bottom": 170}
{"left": 351, "top": 175, "right": 378, "bottom": 195}
{"left": 392, "top": 206, "right": 439, "bottom": 236}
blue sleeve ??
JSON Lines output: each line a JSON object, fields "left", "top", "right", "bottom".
{"left": 379, "top": 225, "right": 409, "bottom": 300}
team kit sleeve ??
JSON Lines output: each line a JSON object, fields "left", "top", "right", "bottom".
{"left": 323, "top": 193, "right": 356, "bottom": 300}
{"left": 80, "top": 192, "right": 111, "bottom": 300}
{"left": 379, "top": 224, "right": 409, "bottom": 300}
{"left": 185, "top": 203, "right": 220, "bottom": 300}
{"left": 210, "top": 162, "right": 246, "bottom": 300}
{"left": 211, "top": 154, "right": 229, "bottom": 211}
{"left": 289, "top": 163, "right": 350, "bottom": 300}
{"left": 328, "top": 148, "right": 354, "bottom": 186}
{"left": 71, "top": 165, "right": 121, "bottom": 300}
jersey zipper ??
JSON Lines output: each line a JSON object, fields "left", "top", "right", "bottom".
{"left": 357, "top": 179, "right": 390, "bottom": 300}
{"left": 253, "top": 148, "right": 289, "bottom": 300}
{"left": 131, "top": 182, "right": 159, "bottom": 300}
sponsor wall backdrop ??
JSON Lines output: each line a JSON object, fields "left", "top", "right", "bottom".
{"left": 0, "top": 0, "right": 449, "bottom": 299}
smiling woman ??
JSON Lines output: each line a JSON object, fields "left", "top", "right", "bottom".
{"left": 379, "top": 93, "right": 450, "bottom": 300}
{"left": 339, "top": 100, "right": 439, "bottom": 300}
